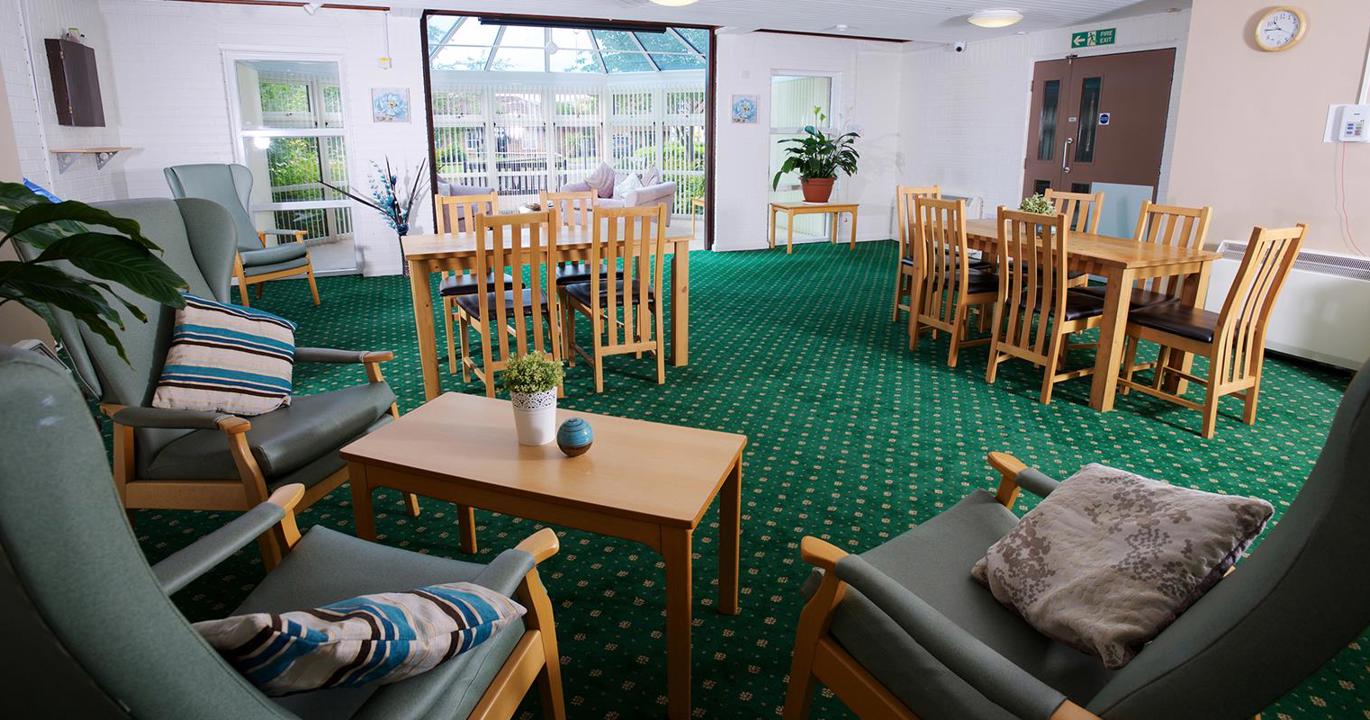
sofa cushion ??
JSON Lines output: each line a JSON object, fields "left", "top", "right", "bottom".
{"left": 241, "top": 243, "right": 308, "bottom": 267}
{"left": 584, "top": 162, "right": 615, "bottom": 199}
{"left": 640, "top": 166, "right": 661, "bottom": 187}
{"left": 613, "top": 172, "right": 643, "bottom": 199}
{"left": 152, "top": 294, "right": 296, "bottom": 416}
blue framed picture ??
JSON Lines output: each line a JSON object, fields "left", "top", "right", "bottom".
{"left": 731, "top": 94, "right": 758, "bottom": 124}
{"left": 372, "top": 88, "right": 410, "bottom": 123}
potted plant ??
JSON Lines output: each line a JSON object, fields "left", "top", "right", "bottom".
{"left": 771, "top": 106, "right": 860, "bottom": 204}
{"left": 502, "top": 352, "right": 565, "bottom": 446}
{"left": 1019, "top": 193, "right": 1054, "bottom": 215}
{"left": 0, "top": 183, "right": 188, "bottom": 363}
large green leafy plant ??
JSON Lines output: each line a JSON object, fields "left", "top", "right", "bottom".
{"left": 770, "top": 107, "right": 860, "bottom": 189}
{"left": 0, "top": 183, "right": 188, "bottom": 362}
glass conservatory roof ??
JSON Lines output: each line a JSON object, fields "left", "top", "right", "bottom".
{"left": 427, "top": 17, "right": 709, "bottom": 74}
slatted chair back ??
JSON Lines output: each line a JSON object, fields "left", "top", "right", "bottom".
{"left": 472, "top": 210, "right": 560, "bottom": 366}
{"left": 1212, "top": 224, "right": 1305, "bottom": 388}
{"left": 912, "top": 196, "right": 974, "bottom": 330}
{"left": 896, "top": 185, "right": 941, "bottom": 267}
{"left": 1131, "top": 201, "right": 1212, "bottom": 298}
{"left": 1045, "top": 188, "right": 1104, "bottom": 234}
{"left": 586, "top": 205, "right": 668, "bottom": 353}
{"left": 540, "top": 190, "right": 595, "bottom": 228}
{"left": 435, "top": 192, "right": 498, "bottom": 234}
{"left": 992, "top": 207, "right": 1071, "bottom": 365}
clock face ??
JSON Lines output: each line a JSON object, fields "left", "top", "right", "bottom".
{"left": 1256, "top": 7, "right": 1305, "bottom": 51}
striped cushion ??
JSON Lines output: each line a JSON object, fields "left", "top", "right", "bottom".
{"left": 194, "top": 582, "right": 525, "bottom": 695}
{"left": 152, "top": 294, "right": 297, "bottom": 416}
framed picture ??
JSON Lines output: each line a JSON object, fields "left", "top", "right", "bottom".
{"left": 372, "top": 88, "right": 410, "bottom": 123}
{"left": 731, "top": 94, "right": 758, "bottom": 124}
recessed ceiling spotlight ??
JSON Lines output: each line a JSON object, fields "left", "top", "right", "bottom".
{"left": 301, "top": 1, "right": 322, "bottom": 14}
{"left": 649, "top": 0, "right": 699, "bottom": 6}
{"left": 835, "top": 24, "right": 850, "bottom": 32}
{"left": 968, "top": 8, "right": 1023, "bottom": 28}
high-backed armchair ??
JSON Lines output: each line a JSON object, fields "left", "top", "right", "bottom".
{"left": 0, "top": 346, "right": 565, "bottom": 719}
{"left": 784, "top": 358, "right": 1370, "bottom": 719}
{"left": 22, "top": 198, "right": 412, "bottom": 566}
{"left": 165, "top": 163, "right": 321, "bottom": 307}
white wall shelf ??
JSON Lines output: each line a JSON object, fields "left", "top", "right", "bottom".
{"left": 49, "top": 147, "right": 131, "bottom": 173}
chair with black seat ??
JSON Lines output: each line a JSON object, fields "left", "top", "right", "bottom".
{"left": 0, "top": 346, "right": 566, "bottom": 720}
{"left": 455, "top": 210, "right": 564, "bottom": 398}
{"left": 1044, "top": 188, "right": 1104, "bottom": 288}
{"left": 908, "top": 196, "right": 998, "bottom": 368}
{"left": 165, "top": 163, "right": 320, "bottom": 307}
{"left": 1077, "top": 201, "right": 1212, "bottom": 308}
{"left": 434, "top": 190, "right": 513, "bottom": 378}
{"left": 1120, "top": 224, "right": 1306, "bottom": 438}
{"left": 540, "top": 189, "right": 602, "bottom": 286}
{"left": 23, "top": 197, "right": 417, "bottom": 566}
{"left": 561, "top": 205, "right": 668, "bottom": 394}
{"left": 784, "top": 353, "right": 1370, "bottom": 719}
{"left": 891, "top": 185, "right": 941, "bottom": 322}
{"left": 985, "top": 207, "right": 1106, "bottom": 404}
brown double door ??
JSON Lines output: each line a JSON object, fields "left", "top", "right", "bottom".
{"left": 1023, "top": 48, "right": 1175, "bottom": 199}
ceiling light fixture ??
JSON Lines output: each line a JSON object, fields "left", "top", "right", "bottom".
{"left": 834, "top": 24, "right": 850, "bottom": 32}
{"left": 648, "top": 0, "right": 700, "bottom": 7}
{"left": 301, "top": 2, "right": 322, "bottom": 15}
{"left": 968, "top": 8, "right": 1023, "bottom": 28}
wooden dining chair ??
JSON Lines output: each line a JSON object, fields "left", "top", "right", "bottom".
{"left": 435, "top": 192, "right": 506, "bottom": 375}
{"left": 562, "top": 205, "right": 668, "bottom": 393}
{"left": 1119, "top": 224, "right": 1306, "bottom": 438}
{"left": 454, "top": 210, "right": 564, "bottom": 398}
{"left": 907, "top": 197, "right": 998, "bottom": 368}
{"left": 985, "top": 207, "right": 1107, "bottom": 404}
{"left": 1044, "top": 188, "right": 1103, "bottom": 288}
{"left": 891, "top": 185, "right": 940, "bottom": 322}
{"left": 1078, "top": 201, "right": 1213, "bottom": 308}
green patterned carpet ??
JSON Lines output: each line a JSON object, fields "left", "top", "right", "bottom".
{"left": 126, "top": 239, "right": 1366, "bottom": 719}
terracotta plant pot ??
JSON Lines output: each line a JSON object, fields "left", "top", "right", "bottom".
{"left": 801, "top": 177, "right": 835, "bottom": 203}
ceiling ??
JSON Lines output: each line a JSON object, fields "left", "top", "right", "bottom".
{"left": 372, "top": 0, "right": 1190, "bottom": 45}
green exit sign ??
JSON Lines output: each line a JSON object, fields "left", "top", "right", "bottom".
{"left": 1071, "top": 28, "right": 1117, "bottom": 48}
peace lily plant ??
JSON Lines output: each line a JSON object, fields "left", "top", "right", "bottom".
{"left": 771, "top": 106, "right": 860, "bottom": 203}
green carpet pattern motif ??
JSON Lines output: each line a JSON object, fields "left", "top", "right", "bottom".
{"left": 127, "top": 240, "right": 1367, "bottom": 719}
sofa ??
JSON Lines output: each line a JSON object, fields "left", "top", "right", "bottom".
{"left": 563, "top": 163, "right": 677, "bottom": 218}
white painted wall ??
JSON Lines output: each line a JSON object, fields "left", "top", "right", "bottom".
{"left": 898, "top": 10, "right": 1191, "bottom": 218}
{"left": 712, "top": 32, "right": 905, "bottom": 251}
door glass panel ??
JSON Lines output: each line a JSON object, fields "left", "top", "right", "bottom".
{"left": 1074, "top": 76, "right": 1102, "bottom": 163}
{"left": 1036, "top": 79, "right": 1060, "bottom": 161}
{"left": 1033, "top": 179, "right": 1051, "bottom": 196}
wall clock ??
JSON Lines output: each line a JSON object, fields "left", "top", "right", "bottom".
{"left": 1253, "top": 6, "right": 1307, "bottom": 52}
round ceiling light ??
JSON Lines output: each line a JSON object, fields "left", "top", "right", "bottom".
{"left": 649, "top": 0, "right": 700, "bottom": 6}
{"left": 968, "top": 8, "right": 1024, "bottom": 28}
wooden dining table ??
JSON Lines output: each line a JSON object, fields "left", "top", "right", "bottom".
{"left": 963, "top": 218, "right": 1221, "bottom": 412}
{"left": 403, "top": 226, "right": 693, "bottom": 401}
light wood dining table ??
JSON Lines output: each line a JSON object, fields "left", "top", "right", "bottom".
{"left": 963, "top": 218, "right": 1221, "bottom": 412}
{"left": 403, "top": 225, "right": 693, "bottom": 401}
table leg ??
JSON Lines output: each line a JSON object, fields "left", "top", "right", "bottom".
{"left": 671, "top": 246, "right": 690, "bottom": 367}
{"left": 1164, "top": 262, "right": 1214, "bottom": 395}
{"left": 348, "top": 462, "right": 377, "bottom": 541}
{"left": 457, "top": 506, "right": 478, "bottom": 553}
{"left": 830, "top": 212, "right": 838, "bottom": 245}
{"left": 849, "top": 210, "right": 858, "bottom": 251}
{"left": 787, "top": 212, "right": 795, "bottom": 255}
{"left": 662, "top": 527, "right": 694, "bottom": 720}
{"left": 769, "top": 207, "right": 777, "bottom": 250}
{"left": 408, "top": 259, "right": 441, "bottom": 402}
{"left": 691, "top": 207, "right": 698, "bottom": 241}
{"left": 1091, "top": 267, "right": 1137, "bottom": 412}
{"left": 718, "top": 459, "right": 741, "bottom": 615}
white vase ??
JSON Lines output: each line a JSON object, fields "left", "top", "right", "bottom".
{"left": 510, "top": 389, "right": 557, "bottom": 446}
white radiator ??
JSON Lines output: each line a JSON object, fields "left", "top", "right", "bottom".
{"left": 1204, "top": 242, "right": 1370, "bottom": 370}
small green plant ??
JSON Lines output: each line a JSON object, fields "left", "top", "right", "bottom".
{"left": 502, "top": 351, "right": 564, "bottom": 395}
{"left": 1020, "top": 193, "right": 1054, "bottom": 215}
{"left": 771, "top": 106, "right": 860, "bottom": 189}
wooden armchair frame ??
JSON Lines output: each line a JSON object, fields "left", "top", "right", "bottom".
{"left": 782, "top": 452, "right": 1100, "bottom": 720}
{"left": 233, "top": 228, "right": 321, "bottom": 308}
{"left": 101, "top": 352, "right": 417, "bottom": 568}
{"left": 265, "top": 489, "right": 566, "bottom": 719}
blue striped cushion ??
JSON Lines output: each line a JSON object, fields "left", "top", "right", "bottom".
{"left": 194, "top": 582, "right": 525, "bottom": 695}
{"left": 152, "top": 294, "right": 297, "bottom": 416}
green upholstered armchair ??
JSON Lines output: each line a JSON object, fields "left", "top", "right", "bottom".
{"left": 165, "top": 163, "right": 321, "bottom": 307}
{"left": 784, "top": 359, "right": 1370, "bottom": 720}
{"left": 0, "top": 346, "right": 565, "bottom": 719}
{"left": 21, "top": 197, "right": 413, "bottom": 566}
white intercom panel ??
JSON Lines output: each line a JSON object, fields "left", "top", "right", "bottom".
{"left": 1326, "top": 104, "right": 1370, "bottom": 142}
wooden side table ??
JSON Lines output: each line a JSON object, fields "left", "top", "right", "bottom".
{"left": 769, "top": 201, "right": 859, "bottom": 254}
{"left": 689, "top": 197, "right": 706, "bottom": 239}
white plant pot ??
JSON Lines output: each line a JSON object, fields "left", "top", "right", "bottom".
{"left": 510, "top": 389, "right": 557, "bottom": 446}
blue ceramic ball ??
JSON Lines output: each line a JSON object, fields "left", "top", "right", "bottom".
{"left": 556, "top": 417, "right": 594, "bottom": 457}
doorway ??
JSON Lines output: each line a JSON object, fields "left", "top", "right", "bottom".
{"left": 1022, "top": 48, "right": 1175, "bottom": 200}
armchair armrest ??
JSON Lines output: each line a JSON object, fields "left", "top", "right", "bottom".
{"left": 152, "top": 484, "right": 305, "bottom": 594}
{"left": 101, "top": 403, "right": 249, "bottom": 434}
{"left": 294, "top": 347, "right": 394, "bottom": 365}
{"left": 560, "top": 181, "right": 592, "bottom": 194}
{"left": 989, "top": 452, "right": 1060, "bottom": 509}
{"left": 260, "top": 228, "right": 307, "bottom": 240}
{"left": 834, "top": 555, "right": 1085, "bottom": 720}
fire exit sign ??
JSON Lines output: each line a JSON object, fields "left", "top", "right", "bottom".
{"left": 1071, "top": 28, "right": 1117, "bottom": 48}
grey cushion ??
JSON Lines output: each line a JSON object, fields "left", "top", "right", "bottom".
{"left": 818, "top": 490, "right": 1113, "bottom": 718}
{"left": 243, "top": 255, "right": 311, "bottom": 278}
{"left": 237, "top": 527, "right": 534, "bottom": 720}
{"left": 144, "top": 382, "right": 396, "bottom": 480}
{"left": 242, "top": 243, "right": 308, "bottom": 268}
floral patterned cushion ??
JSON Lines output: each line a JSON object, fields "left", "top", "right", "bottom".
{"left": 971, "top": 463, "right": 1273, "bottom": 668}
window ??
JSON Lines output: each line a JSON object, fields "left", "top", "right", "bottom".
{"left": 1036, "top": 79, "right": 1060, "bottom": 161}
{"left": 1074, "top": 76, "right": 1102, "bottom": 163}
{"left": 230, "top": 58, "right": 354, "bottom": 273}
{"left": 770, "top": 74, "right": 835, "bottom": 238}
{"left": 427, "top": 17, "right": 708, "bottom": 74}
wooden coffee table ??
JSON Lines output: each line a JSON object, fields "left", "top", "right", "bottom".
{"left": 340, "top": 393, "right": 747, "bottom": 720}
{"left": 769, "top": 201, "right": 859, "bottom": 254}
